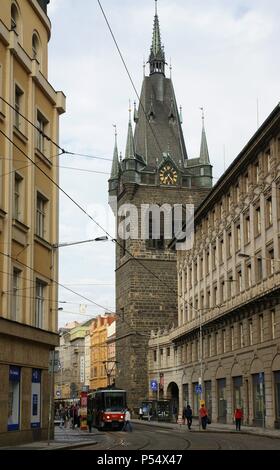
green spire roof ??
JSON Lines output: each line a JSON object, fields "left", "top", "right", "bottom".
{"left": 110, "top": 127, "right": 119, "bottom": 179}
{"left": 125, "top": 107, "right": 135, "bottom": 160}
{"left": 199, "top": 110, "right": 210, "bottom": 164}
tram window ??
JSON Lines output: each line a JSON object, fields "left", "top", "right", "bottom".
{"left": 105, "top": 393, "right": 126, "bottom": 411}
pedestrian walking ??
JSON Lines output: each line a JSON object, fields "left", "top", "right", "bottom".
{"left": 199, "top": 403, "right": 208, "bottom": 430}
{"left": 139, "top": 407, "right": 143, "bottom": 420}
{"left": 234, "top": 407, "right": 243, "bottom": 431}
{"left": 87, "top": 409, "right": 93, "bottom": 433}
{"left": 184, "top": 405, "right": 193, "bottom": 430}
{"left": 122, "top": 408, "right": 132, "bottom": 432}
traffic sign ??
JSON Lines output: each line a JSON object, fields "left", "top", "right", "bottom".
{"left": 56, "top": 390, "right": 61, "bottom": 398}
{"left": 150, "top": 380, "right": 158, "bottom": 391}
{"left": 195, "top": 384, "right": 202, "bottom": 394}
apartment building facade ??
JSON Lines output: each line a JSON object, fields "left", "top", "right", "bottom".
{"left": 0, "top": 0, "right": 65, "bottom": 445}
{"left": 149, "top": 104, "right": 280, "bottom": 429}
{"left": 90, "top": 314, "right": 116, "bottom": 391}
{"left": 54, "top": 321, "right": 92, "bottom": 401}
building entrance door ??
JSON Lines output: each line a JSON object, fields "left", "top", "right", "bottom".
{"left": 217, "top": 378, "right": 227, "bottom": 423}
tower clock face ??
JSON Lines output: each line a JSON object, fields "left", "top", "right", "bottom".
{"left": 159, "top": 165, "right": 178, "bottom": 185}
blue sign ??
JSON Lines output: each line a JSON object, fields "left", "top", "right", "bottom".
{"left": 9, "top": 366, "right": 20, "bottom": 382}
{"left": 195, "top": 384, "right": 202, "bottom": 394}
{"left": 150, "top": 380, "right": 158, "bottom": 391}
{"left": 32, "top": 369, "right": 41, "bottom": 383}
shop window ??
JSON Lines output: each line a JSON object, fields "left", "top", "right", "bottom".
{"left": 252, "top": 373, "right": 265, "bottom": 427}
{"left": 233, "top": 376, "right": 243, "bottom": 411}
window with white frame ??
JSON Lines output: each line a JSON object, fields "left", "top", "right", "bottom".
{"left": 13, "top": 172, "right": 23, "bottom": 221}
{"left": 36, "top": 192, "right": 48, "bottom": 239}
{"left": 35, "top": 279, "right": 46, "bottom": 329}
{"left": 12, "top": 268, "right": 21, "bottom": 321}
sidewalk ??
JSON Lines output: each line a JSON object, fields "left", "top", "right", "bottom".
{"left": 132, "top": 418, "right": 280, "bottom": 439}
{"left": 0, "top": 426, "right": 98, "bottom": 450}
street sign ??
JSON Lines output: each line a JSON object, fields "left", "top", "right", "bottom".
{"left": 195, "top": 384, "right": 202, "bottom": 394}
{"left": 56, "top": 390, "right": 61, "bottom": 398}
{"left": 150, "top": 380, "right": 158, "bottom": 391}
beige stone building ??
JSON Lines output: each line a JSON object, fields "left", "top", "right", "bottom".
{"left": 0, "top": 0, "right": 65, "bottom": 445}
{"left": 149, "top": 104, "right": 280, "bottom": 429}
{"left": 54, "top": 321, "right": 92, "bottom": 401}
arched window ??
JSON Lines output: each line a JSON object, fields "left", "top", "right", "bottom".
{"left": 32, "top": 33, "right": 40, "bottom": 60}
{"left": 11, "top": 3, "right": 19, "bottom": 32}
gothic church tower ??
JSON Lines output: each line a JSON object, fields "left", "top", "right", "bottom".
{"left": 109, "top": 2, "right": 212, "bottom": 407}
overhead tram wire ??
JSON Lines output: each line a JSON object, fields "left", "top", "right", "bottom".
{"left": 0, "top": 128, "right": 201, "bottom": 318}
{"left": 0, "top": 96, "right": 112, "bottom": 162}
{"left": 0, "top": 248, "right": 115, "bottom": 314}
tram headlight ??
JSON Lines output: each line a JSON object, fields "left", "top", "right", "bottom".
{"left": 120, "top": 415, "right": 124, "bottom": 419}
{"left": 106, "top": 415, "right": 110, "bottom": 420}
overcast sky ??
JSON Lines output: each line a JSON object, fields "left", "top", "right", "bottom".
{"left": 47, "top": 0, "right": 280, "bottom": 327}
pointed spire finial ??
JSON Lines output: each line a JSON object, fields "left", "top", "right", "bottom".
{"left": 125, "top": 103, "right": 135, "bottom": 160}
{"left": 149, "top": 0, "right": 165, "bottom": 76}
{"left": 113, "top": 124, "right": 117, "bottom": 145}
{"left": 180, "top": 106, "right": 183, "bottom": 124}
{"left": 110, "top": 124, "right": 119, "bottom": 179}
{"left": 199, "top": 107, "right": 210, "bottom": 164}
{"left": 200, "top": 107, "right": 205, "bottom": 127}
{"left": 129, "top": 100, "right": 132, "bottom": 123}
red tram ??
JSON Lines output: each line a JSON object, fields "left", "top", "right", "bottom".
{"left": 87, "top": 389, "right": 126, "bottom": 431}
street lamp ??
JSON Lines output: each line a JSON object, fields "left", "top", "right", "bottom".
{"left": 52, "top": 236, "right": 109, "bottom": 249}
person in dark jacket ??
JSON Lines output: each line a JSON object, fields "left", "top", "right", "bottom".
{"left": 184, "top": 405, "right": 193, "bottom": 430}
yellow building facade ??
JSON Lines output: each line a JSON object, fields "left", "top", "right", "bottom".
{"left": 0, "top": 0, "right": 65, "bottom": 445}
{"left": 90, "top": 315, "right": 116, "bottom": 391}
